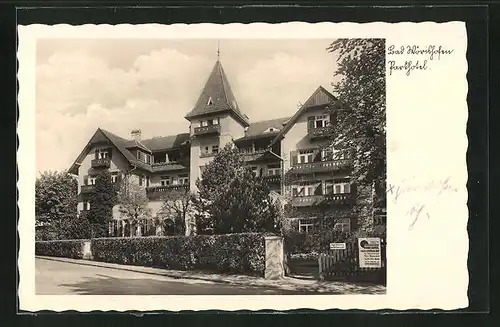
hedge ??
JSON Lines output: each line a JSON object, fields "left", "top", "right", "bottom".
{"left": 91, "top": 233, "right": 267, "bottom": 275}
{"left": 35, "top": 239, "right": 88, "bottom": 259}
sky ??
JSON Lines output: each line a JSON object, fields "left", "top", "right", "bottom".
{"left": 36, "top": 39, "right": 339, "bottom": 173}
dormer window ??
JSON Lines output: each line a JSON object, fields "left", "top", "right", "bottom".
{"left": 263, "top": 127, "right": 279, "bottom": 133}
{"left": 207, "top": 97, "right": 214, "bottom": 106}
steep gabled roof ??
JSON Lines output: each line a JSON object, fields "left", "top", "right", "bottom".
{"left": 185, "top": 60, "right": 249, "bottom": 127}
{"left": 141, "top": 133, "right": 190, "bottom": 151}
{"left": 268, "top": 86, "right": 338, "bottom": 148}
{"left": 68, "top": 128, "right": 190, "bottom": 175}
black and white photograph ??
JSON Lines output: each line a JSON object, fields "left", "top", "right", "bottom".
{"left": 18, "top": 22, "right": 467, "bottom": 311}
{"left": 33, "top": 37, "right": 387, "bottom": 295}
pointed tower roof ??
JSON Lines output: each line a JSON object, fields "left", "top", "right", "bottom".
{"left": 185, "top": 60, "right": 249, "bottom": 127}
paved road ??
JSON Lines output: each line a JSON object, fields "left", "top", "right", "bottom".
{"left": 36, "top": 258, "right": 303, "bottom": 295}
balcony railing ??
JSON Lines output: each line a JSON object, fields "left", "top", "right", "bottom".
{"left": 80, "top": 185, "right": 95, "bottom": 194}
{"left": 308, "top": 126, "right": 329, "bottom": 140}
{"left": 290, "top": 158, "right": 352, "bottom": 174}
{"left": 291, "top": 193, "right": 352, "bottom": 207}
{"left": 193, "top": 124, "right": 221, "bottom": 136}
{"left": 261, "top": 174, "right": 281, "bottom": 185}
{"left": 146, "top": 184, "right": 189, "bottom": 200}
{"left": 91, "top": 158, "right": 111, "bottom": 168}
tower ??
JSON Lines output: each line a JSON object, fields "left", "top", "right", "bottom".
{"left": 185, "top": 55, "right": 249, "bottom": 191}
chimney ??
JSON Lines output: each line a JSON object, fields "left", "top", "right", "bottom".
{"left": 131, "top": 129, "right": 142, "bottom": 141}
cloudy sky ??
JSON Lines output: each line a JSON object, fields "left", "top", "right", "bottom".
{"left": 36, "top": 39, "right": 339, "bottom": 173}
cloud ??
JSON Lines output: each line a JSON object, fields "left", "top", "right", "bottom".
{"left": 35, "top": 44, "right": 336, "bottom": 173}
{"left": 235, "top": 52, "right": 334, "bottom": 120}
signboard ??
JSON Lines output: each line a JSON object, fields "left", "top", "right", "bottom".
{"left": 329, "top": 242, "right": 346, "bottom": 250}
{"left": 358, "top": 237, "right": 382, "bottom": 268}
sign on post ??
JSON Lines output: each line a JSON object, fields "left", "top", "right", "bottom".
{"left": 329, "top": 242, "right": 346, "bottom": 250}
{"left": 358, "top": 237, "right": 382, "bottom": 268}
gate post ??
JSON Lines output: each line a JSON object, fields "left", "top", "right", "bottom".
{"left": 82, "top": 240, "right": 93, "bottom": 260}
{"left": 264, "top": 236, "right": 285, "bottom": 280}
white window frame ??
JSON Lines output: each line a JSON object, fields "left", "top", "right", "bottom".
{"left": 298, "top": 149, "right": 314, "bottom": 164}
{"left": 200, "top": 120, "right": 208, "bottom": 127}
{"left": 292, "top": 184, "right": 318, "bottom": 197}
{"left": 314, "top": 115, "right": 330, "bottom": 128}
{"left": 212, "top": 144, "right": 219, "bottom": 154}
{"left": 211, "top": 118, "right": 219, "bottom": 125}
{"left": 333, "top": 182, "right": 351, "bottom": 194}
{"left": 267, "top": 168, "right": 281, "bottom": 176}
{"left": 97, "top": 149, "right": 109, "bottom": 159}
{"left": 207, "top": 97, "right": 213, "bottom": 106}
{"left": 111, "top": 174, "right": 118, "bottom": 183}
{"left": 83, "top": 201, "right": 91, "bottom": 211}
{"left": 88, "top": 177, "right": 96, "bottom": 185}
{"left": 298, "top": 219, "right": 314, "bottom": 233}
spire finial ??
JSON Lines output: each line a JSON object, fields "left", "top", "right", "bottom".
{"left": 217, "top": 40, "right": 220, "bottom": 61}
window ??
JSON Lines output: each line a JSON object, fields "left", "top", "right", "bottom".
{"left": 96, "top": 149, "right": 109, "bottom": 159}
{"left": 333, "top": 218, "right": 351, "bottom": 232}
{"left": 200, "top": 165, "right": 207, "bottom": 177}
{"left": 178, "top": 174, "right": 189, "bottom": 185}
{"left": 139, "top": 175, "right": 143, "bottom": 186}
{"left": 146, "top": 176, "right": 150, "bottom": 187}
{"left": 160, "top": 176, "right": 171, "bottom": 186}
{"left": 298, "top": 219, "right": 314, "bottom": 233}
{"left": 292, "top": 184, "right": 318, "bottom": 197}
{"left": 212, "top": 145, "right": 219, "bottom": 154}
{"left": 298, "top": 149, "right": 314, "bottom": 164}
{"left": 88, "top": 177, "right": 96, "bottom": 185}
{"left": 267, "top": 164, "right": 281, "bottom": 176}
{"left": 207, "top": 97, "right": 213, "bottom": 106}
{"left": 200, "top": 120, "right": 208, "bottom": 127}
{"left": 251, "top": 166, "right": 258, "bottom": 177}
{"left": 314, "top": 115, "right": 330, "bottom": 128}
{"left": 333, "top": 182, "right": 351, "bottom": 194}
{"left": 211, "top": 118, "right": 219, "bottom": 125}
{"left": 111, "top": 173, "right": 119, "bottom": 183}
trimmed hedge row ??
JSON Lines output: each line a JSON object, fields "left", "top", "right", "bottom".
{"left": 92, "top": 233, "right": 267, "bottom": 275}
{"left": 35, "top": 239, "right": 88, "bottom": 259}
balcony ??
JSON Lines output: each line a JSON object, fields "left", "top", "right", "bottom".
{"left": 261, "top": 174, "right": 281, "bottom": 185}
{"left": 308, "top": 126, "right": 329, "bottom": 140}
{"left": 146, "top": 184, "right": 189, "bottom": 200}
{"left": 290, "top": 159, "right": 352, "bottom": 174}
{"left": 193, "top": 125, "right": 221, "bottom": 136}
{"left": 80, "top": 185, "right": 95, "bottom": 194}
{"left": 291, "top": 193, "right": 352, "bottom": 207}
{"left": 91, "top": 158, "right": 111, "bottom": 169}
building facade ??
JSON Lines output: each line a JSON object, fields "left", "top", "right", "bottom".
{"left": 68, "top": 59, "right": 383, "bottom": 237}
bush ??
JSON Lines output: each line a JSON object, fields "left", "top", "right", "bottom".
{"left": 284, "top": 230, "right": 355, "bottom": 254}
{"left": 91, "top": 233, "right": 267, "bottom": 276}
{"left": 35, "top": 239, "right": 88, "bottom": 259}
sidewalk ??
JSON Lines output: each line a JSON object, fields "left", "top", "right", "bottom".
{"left": 36, "top": 256, "right": 386, "bottom": 294}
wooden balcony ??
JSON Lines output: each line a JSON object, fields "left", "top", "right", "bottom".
{"left": 290, "top": 159, "right": 352, "bottom": 174}
{"left": 80, "top": 185, "right": 95, "bottom": 194}
{"left": 308, "top": 126, "right": 329, "bottom": 140}
{"left": 291, "top": 193, "right": 352, "bottom": 207}
{"left": 91, "top": 158, "right": 111, "bottom": 169}
{"left": 193, "top": 125, "right": 221, "bottom": 136}
{"left": 146, "top": 184, "right": 189, "bottom": 200}
{"left": 261, "top": 174, "right": 281, "bottom": 185}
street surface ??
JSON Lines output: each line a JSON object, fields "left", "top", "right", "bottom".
{"left": 36, "top": 257, "right": 386, "bottom": 295}
{"left": 36, "top": 257, "right": 302, "bottom": 295}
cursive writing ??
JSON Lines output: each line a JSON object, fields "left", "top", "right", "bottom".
{"left": 387, "top": 44, "right": 454, "bottom": 76}
{"left": 387, "top": 177, "right": 458, "bottom": 229}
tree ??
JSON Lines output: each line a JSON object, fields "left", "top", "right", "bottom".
{"left": 116, "top": 176, "right": 152, "bottom": 237}
{"left": 326, "top": 39, "right": 386, "bottom": 188}
{"left": 194, "top": 143, "right": 280, "bottom": 234}
{"left": 325, "top": 38, "right": 386, "bottom": 235}
{"left": 87, "top": 170, "right": 117, "bottom": 238}
{"left": 35, "top": 171, "right": 78, "bottom": 225}
{"left": 158, "top": 187, "right": 196, "bottom": 236}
